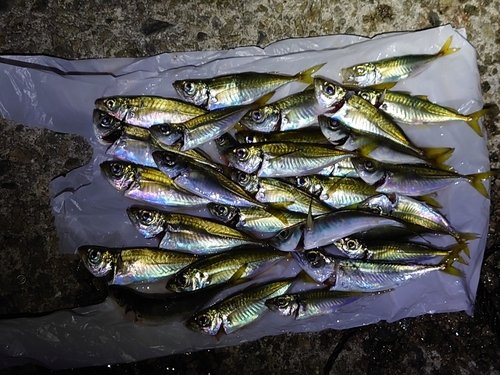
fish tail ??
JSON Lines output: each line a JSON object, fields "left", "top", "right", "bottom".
{"left": 466, "top": 108, "right": 491, "bottom": 137}
{"left": 295, "top": 63, "right": 327, "bottom": 84}
{"left": 421, "top": 146, "right": 454, "bottom": 167}
{"left": 439, "top": 262, "right": 464, "bottom": 278}
{"left": 444, "top": 243, "right": 469, "bottom": 265}
{"left": 438, "top": 36, "right": 460, "bottom": 57}
{"left": 468, "top": 170, "right": 496, "bottom": 199}
{"left": 458, "top": 232, "right": 478, "bottom": 242}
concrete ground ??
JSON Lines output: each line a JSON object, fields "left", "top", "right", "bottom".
{"left": 1, "top": 0, "right": 500, "bottom": 373}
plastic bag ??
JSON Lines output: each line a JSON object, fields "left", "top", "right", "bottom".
{"left": 0, "top": 25, "right": 490, "bottom": 370}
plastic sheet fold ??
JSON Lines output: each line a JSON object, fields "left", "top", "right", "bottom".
{"left": 0, "top": 25, "right": 490, "bottom": 370}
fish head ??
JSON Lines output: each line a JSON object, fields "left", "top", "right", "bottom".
{"left": 357, "top": 193, "right": 395, "bottom": 216}
{"left": 334, "top": 237, "right": 367, "bottom": 259}
{"left": 269, "top": 224, "right": 303, "bottom": 251}
{"left": 186, "top": 308, "right": 222, "bottom": 335}
{"left": 225, "top": 145, "right": 263, "bottom": 174}
{"left": 294, "top": 175, "right": 322, "bottom": 196}
{"left": 340, "top": 63, "right": 377, "bottom": 86}
{"left": 214, "top": 133, "right": 238, "bottom": 155}
{"left": 149, "top": 123, "right": 184, "bottom": 147}
{"left": 357, "top": 90, "right": 380, "bottom": 106}
{"left": 230, "top": 170, "right": 260, "bottom": 194}
{"left": 265, "top": 295, "right": 299, "bottom": 317}
{"left": 239, "top": 106, "right": 280, "bottom": 133}
{"left": 173, "top": 80, "right": 209, "bottom": 107}
{"left": 94, "top": 96, "right": 129, "bottom": 119}
{"left": 293, "top": 248, "right": 333, "bottom": 283}
{"left": 167, "top": 268, "right": 208, "bottom": 293}
{"left": 77, "top": 246, "right": 115, "bottom": 278}
{"left": 314, "top": 78, "right": 347, "bottom": 108}
{"left": 351, "top": 157, "right": 386, "bottom": 185}
{"left": 152, "top": 150, "right": 189, "bottom": 178}
{"left": 100, "top": 161, "right": 137, "bottom": 191}
{"left": 92, "top": 109, "right": 123, "bottom": 144}
{"left": 317, "top": 115, "right": 351, "bottom": 146}
{"left": 127, "top": 207, "right": 165, "bottom": 238}
{"left": 208, "top": 203, "right": 239, "bottom": 224}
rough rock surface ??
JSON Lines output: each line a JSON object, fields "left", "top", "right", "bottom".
{"left": 1, "top": 0, "right": 500, "bottom": 373}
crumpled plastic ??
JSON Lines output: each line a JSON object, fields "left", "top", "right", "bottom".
{"left": 0, "top": 25, "right": 490, "bottom": 370}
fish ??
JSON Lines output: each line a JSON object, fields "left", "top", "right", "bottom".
{"left": 357, "top": 89, "right": 489, "bottom": 137}
{"left": 303, "top": 209, "right": 408, "bottom": 249}
{"left": 265, "top": 289, "right": 384, "bottom": 320}
{"left": 268, "top": 224, "right": 305, "bottom": 252}
{"left": 341, "top": 36, "right": 460, "bottom": 87}
{"left": 238, "top": 88, "right": 327, "bottom": 132}
{"left": 319, "top": 94, "right": 449, "bottom": 163}
{"left": 127, "top": 207, "right": 264, "bottom": 254}
{"left": 173, "top": 63, "right": 325, "bottom": 110}
{"left": 93, "top": 109, "right": 133, "bottom": 144}
{"left": 100, "top": 161, "right": 211, "bottom": 208}
{"left": 294, "top": 248, "right": 463, "bottom": 291}
{"left": 317, "top": 114, "right": 453, "bottom": 166}
{"left": 186, "top": 277, "right": 296, "bottom": 335}
{"left": 78, "top": 246, "right": 197, "bottom": 285}
{"left": 166, "top": 247, "right": 286, "bottom": 292}
{"left": 314, "top": 77, "right": 351, "bottom": 109}
{"left": 356, "top": 193, "right": 477, "bottom": 254}
{"left": 230, "top": 171, "right": 332, "bottom": 215}
{"left": 235, "top": 128, "right": 329, "bottom": 145}
{"left": 94, "top": 95, "right": 207, "bottom": 128}
{"left": 108, "top": 280, "right": 233, "bottom": 325}
{"left": 208, "top": 203, "right": 307, "bottom": 234}
{"left": 224, "top": 141, "right": 355, "bottom": 177}
{"left": 285, "top": 175, "right": 380, "bottom": 209}
{"left": 351, "top": 157, "right": 493, "bottom": 199}
{"left": 153, "top": 151, "right": 264, "bottom": 207}
{"left": 333, "top": 237, "right": 467, "bottom": 264}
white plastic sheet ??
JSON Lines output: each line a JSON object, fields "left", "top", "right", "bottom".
{"left": 0, "top": 25, "right": 490, "bottom": 370}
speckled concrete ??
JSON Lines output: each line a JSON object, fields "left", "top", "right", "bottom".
{"left": 1, "top": 0, "right": 500, "bottom": 374}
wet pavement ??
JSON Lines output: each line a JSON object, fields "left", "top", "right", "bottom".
{"left": 1, "top": 0, "right": 500, "bottom": 373}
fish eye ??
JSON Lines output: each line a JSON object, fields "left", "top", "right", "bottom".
{"left": 139, "top": 210, "right": 154, "bottom": 224}
{"left": 88, "top": 249, "right": 101, "bottom": 264}
{"left": 163, "top": 152, "right": 177, "bottom": 166}
{"left": 276, "top": 296, "right": 289, "bottom": 308}
{"left": 215, "top": 205, "right": 229, "bottom": 216}
{"left": 236, "top": 171, "right": 250, "bottom": 184}
{"left": 356, "top": 66, "right": 366, "bottom": 74}
{"left": 197, "top": 314, "right": 211, "bottom": 328}
{"left": 178, "top": 274, "right": 189, "bottom": 286}
{"left": 100, "top": 116, "right": 112, "bottom": 127}
{"left": 278, "top": 229, "right": 289, "bottom": 240}
{"left": 183, "top": 82, "right": 195, "bottom": 96}
{"left": 364, "top": 160, "right": 376, "bottom": 172}
{"left": 245, "top": 135, "right": 256, "bottom": 143}
{"left": 328, "top": 119, "right": 340, "bottom": 130}
{"left": 235, "top": 147, "right": 249, "bottom": 161}
{"left": 109, "top": 163, "right": 124, "bottom": 177}
{"left": 159, "top": 124, "right": 172, "bottom": 135}
{"left": 347, "top": 239, "right": 358, "bottom": 250}
{"left": 297, "top": 176, "right": 308, "bottom": 187}
{"left": 324, "top": 83, "right": 335, "bottom": 96}
{"left": 105, "top": 99, "right": 116, "bottom": 110}
{"left": 215, "top": 135, "right": 227, "bottom": 146}
{"left": 251, "top": 110, "right": 265, "bottom": 123}
{"left": 306, "top": 250, "right": 324, "bottom": 268}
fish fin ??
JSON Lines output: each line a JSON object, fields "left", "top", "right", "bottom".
{"left": 438, "top": 36, "right": 460, "bottom": 57}
{"left": 266, "top": 207, "right": 290, "bottom": 225}
{"left": 458, "top": 232, "right": 478, "bottom": 242}
{"left": 253, "top": 91, "right": 276, "bottom": 107}
{"left": 270, "top": 201, "right": 295, "bottom": 210}
{"left": 466, "top": 108, "right": 491, "bottom": 137}
{"left": 295, "top": 63, "right": 327, "bottom": 84}
{"left": 467, "top": 170, "right": 496, "bottom": 199}
{"left": 417, "top": 194, "right": 442, "bottom": 208}
{"left": 421, "top": 147, "right": 454, "bottom": 167}
{"left": 357, "top": 142, "right": 380, "bottom": 157}
{"left": 304, "top": 82, "right": 315, "bottom": 90}
{"left": 214, "top": 328, "right": 226, "bottom": 341}
{"left": 367, "top": 82, "right": 398, "bottom": 90}
{"left": 296, "top": 269, "right": 321, "bottom": 285}
{"left": 414, "top": 95, "right": 429, "bottom": 101}
{"left": 229, "top": 264, "right": 249, "bottom": 285}
{"left": 306, "top": 195, "right": 314, "bottom": 232}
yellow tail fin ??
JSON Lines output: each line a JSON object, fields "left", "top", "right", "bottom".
{"left": 438, "top": 36, "right": 461, "bottom": 57}
{"left": 421, "top": 147, "right": 454, "bottom": 167}
{"left": 466, "top": 108, "right": 491, "bottom": 137}
{"left": 296, "top": 63, "right": 327, "bottom": 84}
{"left": 467, "top": 170, "right": 496, "bottom": 199}
{"left": 439, "top": 263, "right": 464, "bottom": 278}
{"left": 417, "top": 194, "right": 442, "bottom": 209}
